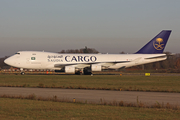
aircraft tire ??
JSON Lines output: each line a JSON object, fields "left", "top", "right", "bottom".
{"left": 21, "top": 72, "right": 25, "bottom": 75}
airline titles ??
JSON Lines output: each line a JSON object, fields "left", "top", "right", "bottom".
{"left": 47, "top": 55, "right": 97, "bottom": 62}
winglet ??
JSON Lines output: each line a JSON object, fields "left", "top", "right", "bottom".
{"left": 136, "top": 30, "right": 171, "bottom": 54}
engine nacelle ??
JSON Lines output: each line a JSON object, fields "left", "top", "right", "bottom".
{"left": 65, "top": 66, "right": 75, "bottom": 74}
{"left": 91, "top": 64, "right": 102, "bottom": 71}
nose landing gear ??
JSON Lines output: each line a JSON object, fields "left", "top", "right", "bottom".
{"left": 20, "top": 68, "right": 25, "bottom": 75}
{"left": 21, "top": 72, "right": 25, "bottom": 75}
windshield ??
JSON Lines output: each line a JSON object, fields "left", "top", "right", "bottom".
{"left": 15, "top": 53, "right": 20, "bottom": 55}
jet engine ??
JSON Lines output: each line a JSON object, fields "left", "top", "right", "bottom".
{"left": 91, "top": 64, "right": 102, "bottom": 71}
{"left": 65, "top": 66, "right": 75, "bottom": 74}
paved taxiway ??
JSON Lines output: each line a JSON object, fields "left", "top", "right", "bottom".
{"left": 0, "top": 87, "right": 179, "bottom": 106}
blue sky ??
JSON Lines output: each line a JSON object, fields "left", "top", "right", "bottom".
{"left": 0, "top": 0, "right": 180, "bottom": 57}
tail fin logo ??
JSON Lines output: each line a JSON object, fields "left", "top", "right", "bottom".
{"left": 153, "top": 38, "right": 164, "bottom": 50}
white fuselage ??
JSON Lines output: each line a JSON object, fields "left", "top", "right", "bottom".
{"left": 4, "top": 51, "right": 167, "bottom": 71}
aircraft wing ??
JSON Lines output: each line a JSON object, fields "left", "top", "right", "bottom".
{"left": 54, "top": 61, "right": 130, "bottom": 69}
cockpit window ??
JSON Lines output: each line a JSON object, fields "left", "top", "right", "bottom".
{"left": 15, "top": 53, "right": 20, "bottom": 55}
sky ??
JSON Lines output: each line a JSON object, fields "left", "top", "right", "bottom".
{"left": 0, "top": 0, "right": 180, "bottom": 57}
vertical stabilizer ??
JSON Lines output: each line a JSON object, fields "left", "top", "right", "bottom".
{"left": 136, "top": 30, "right": 171, "bottom": 54}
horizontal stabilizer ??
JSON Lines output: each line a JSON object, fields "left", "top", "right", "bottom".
{"left": 145, "top": 55, "right": 167, "bottom": 59}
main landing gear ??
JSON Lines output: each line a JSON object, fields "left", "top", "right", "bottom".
{"left": 75, "top": 68, "right": 92, "bottom": 75}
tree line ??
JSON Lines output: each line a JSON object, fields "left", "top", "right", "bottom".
{"left": 58, "top": 46, "right": 99, "bottom": 53}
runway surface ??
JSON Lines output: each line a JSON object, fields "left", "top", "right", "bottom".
{"left": 0, "top": 87, "right": 180, "bottom": 106}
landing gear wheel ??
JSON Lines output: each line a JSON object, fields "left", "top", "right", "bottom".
{"left": 75, "top": 71, "right": 83, "bottom": 75}
{"left": 21, "top": 72, "right": 25, "bottom": 75}
{"left": 83, "top": 69, "right": 92, "bottom": 75}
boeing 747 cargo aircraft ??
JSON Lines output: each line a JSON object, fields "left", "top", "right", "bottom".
{"left": 4, "top": 30, "right": 171, "bottom": 75}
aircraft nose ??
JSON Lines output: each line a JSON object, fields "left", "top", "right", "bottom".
{"left": 4, "top": 57, "right": 13, "bottom": 66}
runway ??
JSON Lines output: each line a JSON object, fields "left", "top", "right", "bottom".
{"left": 0, "top": 87, "right": 180, "bottom": 106}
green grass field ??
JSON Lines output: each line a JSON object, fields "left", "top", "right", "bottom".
{"left": 0, "top": 98, "right": 180, "bottom": 120}
{"left": 1, "top": 75, "right": 180, "bottom": 119}
{"left": 0, "top": 74, "right": 180, "bottom": 92}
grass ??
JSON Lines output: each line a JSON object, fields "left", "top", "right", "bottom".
{"left": 0, "top": 74, "right": 180, "bottom": 119}
{"left": 1, "top": 94, "right": 179, "bottom": 109}
{"left": 0, "top": 74, "right": 180, "bottom": 92}
{"left": 0, "top": 98, "right": 180, "bottom": 120}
